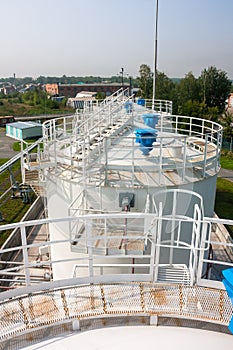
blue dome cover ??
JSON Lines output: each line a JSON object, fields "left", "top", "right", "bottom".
{"left": 142, "top": 113, "right": 160, "bottom": 129}
{"left": 134, "top": 128, "right": 157, "bottom": 155}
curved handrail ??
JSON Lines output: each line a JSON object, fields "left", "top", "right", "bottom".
{"left": 0, "top": 282, "right": 232, "bottom": 343}
{"left": 21, "top": 96, "right": 222, "bottom": 186}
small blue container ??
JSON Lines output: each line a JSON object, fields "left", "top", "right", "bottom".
{"left": 134, "top": 129, "right": 157, "bottom": 155}
{"left": 124, "top": 101, "right": 132, "bottom": 113}
{"left": 142, "top": 113, "right": 160, "bottom": 129}
{"left": 137, "top": 98, "right": 145, "bottom": 106}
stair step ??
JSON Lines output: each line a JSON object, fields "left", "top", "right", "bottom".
{"left": 24, "top": 169, "right": 45, "bottom": 196}
{"left": 157, "top": 265, "right": 191, "bottom": 285}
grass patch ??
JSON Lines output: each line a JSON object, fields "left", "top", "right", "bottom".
{"left": 13, "top": 142, "right": 22, "bottom": 152}
{"left": 220, "top": 150, "right": 233, "bottom": 170}
{"left": 12, "top": 138, "right": 40, "bottom": 152}
{"left": 0, "top": 158, "right": 36, "bottom": 246}
{"left": 0, "top": 195, "right": 36, "bottom": 246}
{"left": 0, "top": 98, "right": 73, "bottom": 117}
{"left": 0, "top": 159, "right": 22, "bottom": 195}
{"left": 215, "top": 177, "right": 233, "bottom": 237}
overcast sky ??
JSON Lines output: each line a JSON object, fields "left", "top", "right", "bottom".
{"left": 1, "top": 0, "right": 233, "bottom": 79}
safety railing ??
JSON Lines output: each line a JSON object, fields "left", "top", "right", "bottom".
{"left": 42, "top": 88, "right": 128, "bottom": 142}
{"left": 142, "top": 99, "right": 173, "bottom": 114}
{"left": 0, "top": 139, "right": 41, "bottom": 176}
{"left": 0, "top": 213, "right": 233, "bottom": 299}
{"left": 92, "top": 134, "right": 220, "bottom": 186}
{"left": 62, "top": 134, "right": 220, "bottom": 188}
{"left": 0, "top": 282, "right": 232, "bottom": 343}
{"left": 21, "top": 94, "right": 222, "bottom": 183}
{"left": 198, "top": 216, "right": 233, "bottom": 288}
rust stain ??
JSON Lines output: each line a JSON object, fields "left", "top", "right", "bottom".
{"left": 150, "top": 288, "right": 167, "bottom": 306}
{"left": 35, "top": 298, "right": 58, "bottom": 317}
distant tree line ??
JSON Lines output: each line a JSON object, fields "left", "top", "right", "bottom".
{"left": 0, "top": 75, "right": 138, "bottom": 87}
{"left": 0, "top": 67, "right": 232, "bottom": 138}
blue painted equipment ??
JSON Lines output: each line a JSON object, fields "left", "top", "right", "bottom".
{"left": 137, "top": 98, "right": 145, "bottom": 106}
{"left": 134, "top": 129, "right": 157, "bottom": 155}
{"left": 142, "top": 113, "right": 160, "bottom": 129}
{"left": 124, "top": 101, "right": 132, "bottom": 113}
{"left": 222, "top": 268, "right": 233, "bottom": 333}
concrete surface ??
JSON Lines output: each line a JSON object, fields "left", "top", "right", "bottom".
{"left": 0, "top": 128, "right": 18, "bottom": 159}
{"left": 218, "top": 168, "right": 233, "bottom": 182}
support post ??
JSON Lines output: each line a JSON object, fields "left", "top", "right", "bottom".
{"left": 20, "top": 225, "right": 30, "bottom": 287}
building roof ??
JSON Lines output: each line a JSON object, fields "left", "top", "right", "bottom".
{"left": 58, "top": 83, "right": 130, "bottom": 87}
{"left": 76, "top": 91, "right": 97, "bottom": 97}
{"left": 6, "top": 121, "right": 41, "bottom": 129}
{"left": 69, "top": 96, "right": 96, "bottom": 102}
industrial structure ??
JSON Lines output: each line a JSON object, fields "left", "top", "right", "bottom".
{"left": 0, "top": 88, "right": 233, "bottom": 349}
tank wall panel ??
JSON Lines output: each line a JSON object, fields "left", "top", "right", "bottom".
{"left": 45, "top": 171, "right": 217, "bottom": 279}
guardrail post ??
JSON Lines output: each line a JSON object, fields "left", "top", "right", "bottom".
{"left": 72, "top": 319, "right": 80, "bottom": 331}
{"left": 202, "top": 134, "right": 208, "bottom": 178}
{"left": 63, "top": 117, "right": 66, "bottom": 135}
{"left": 189, "top": 117, "right": 192, "bottom": 136}
{"left": 182, "top": 138, "right": 187, "bottom": 182}
{"left": 104, "top": 139, "right": 108, "bottom": 184}
{"left": 21, "top": 141, "right": 26, "bottom": 184}
{"left": 131, "top": 136, "right": 135, "bottom": 187}
{"left": 159, "top": 139, "right": 163, "bottom": 185}
{"left": 215, "top": 132, "right": 221, "bottom": 171}
{"left": 175, "top": 115, "right": 178, "bottom": 133}
{"left": 150, "top": 315, "right": 158, "bottom": 325}
{"left": 20, "top": 225, "right": 31, "bottom": 287}
{"left": 86, "top": 219, "right": 94, "bottom": 277}
{"left": 202, "top": 119, "right": 205, "bottom": 138}
{"left": 196, "top": 221, "right": 209, "bottom": 284}
{"left": 153, "top": 202, "right": 163, "bottom": 282}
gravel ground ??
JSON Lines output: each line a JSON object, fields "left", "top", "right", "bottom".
{"left": 0, "top": 128, "right": 19, "bottom": 159}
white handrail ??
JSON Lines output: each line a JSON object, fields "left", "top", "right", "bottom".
{"left": 0, "top": 212, "right": 232, "bottom": 298}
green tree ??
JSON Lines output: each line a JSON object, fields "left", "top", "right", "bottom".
{"left": 155, "top": 72, "right": 175, "bottom": 100}
{"left": 199, "top": 66, "right": 231, "bottom": 112}
{"left": 137, "top": 64, "right": 153, "bottom": 99}
{"left": 47, "top": 98, "right": 59, "bottom": 109}
{"left": 204, "top": 106, "right": 219, "bottom": 122}
{"left": 180, "top": 100, "right": 206, "bottom": 118}
{"left": 177, "top": 72, "right": 200, "bottom": 106}
{"left": 96, "top": 92, "right": 105, "bottom": 100}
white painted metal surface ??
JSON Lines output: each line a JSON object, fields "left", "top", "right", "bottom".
{"left": 19, "top": 326, "right": 233, "bottom": 350}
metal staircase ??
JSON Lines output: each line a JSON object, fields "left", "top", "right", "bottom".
{"left": 24, "top": 169, "right": 45, "bottom": 197}
{"left": 23, "top": 88, "right": 133, "bottom": 176}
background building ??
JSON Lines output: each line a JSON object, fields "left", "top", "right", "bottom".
{"left": 6, "top": 121, "right": 42, "bottom": 141}
{"left": 45, "top": 83, "right": 129, "bottom": 98}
